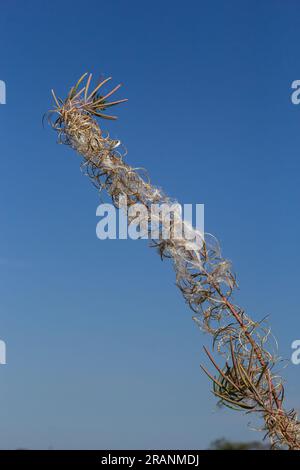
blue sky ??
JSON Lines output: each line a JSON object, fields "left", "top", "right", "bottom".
{"left": 0, "top": 0, "right": 300, "bottom": 449}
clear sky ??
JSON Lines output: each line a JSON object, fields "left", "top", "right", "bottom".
{"left": 0, "top": 0, "right": 300, "bottom": 450}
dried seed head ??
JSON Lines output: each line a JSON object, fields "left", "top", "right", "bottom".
{"left": 49, "top": 73, "right": 300, "bottom": 450}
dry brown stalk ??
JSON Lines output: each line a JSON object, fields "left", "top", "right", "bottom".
{"left": 48, "top": 73, "right": 300, "bottom": 449}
